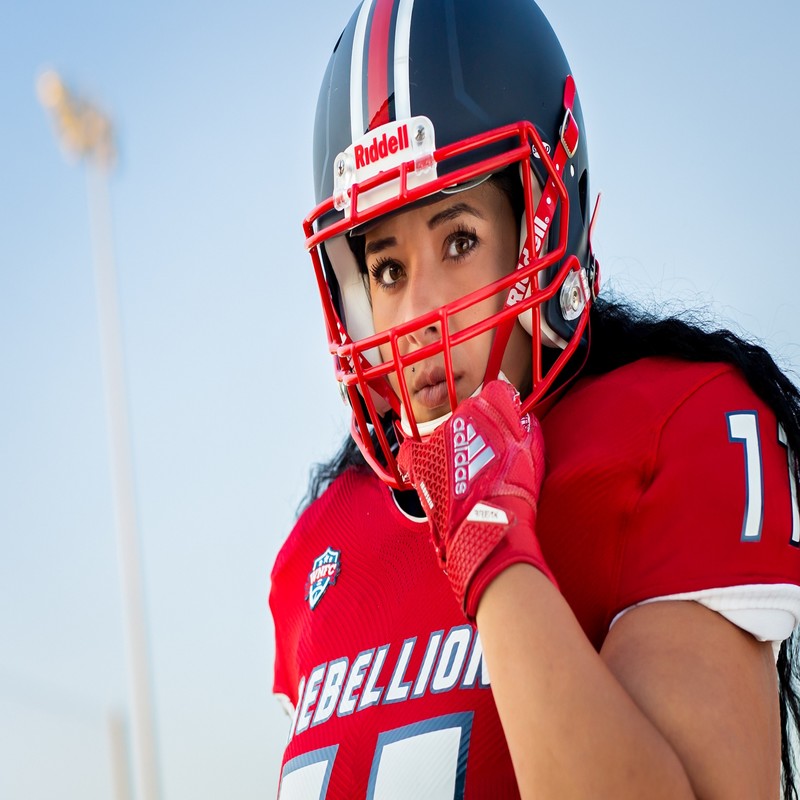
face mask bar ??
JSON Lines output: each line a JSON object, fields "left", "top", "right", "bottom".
{"left": 304, "top": 117, "right": 589, "bottom": 489}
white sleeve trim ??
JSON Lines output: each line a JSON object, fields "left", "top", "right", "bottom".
{"left": 274, "top": 692, "right": 295, "bottom": 718}
{"left": 611, "top": 583, "right": 800, "bottom": 652}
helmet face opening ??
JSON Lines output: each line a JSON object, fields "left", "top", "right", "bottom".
{"left": 306, "top": 0, "right": 597, "bottom": 488}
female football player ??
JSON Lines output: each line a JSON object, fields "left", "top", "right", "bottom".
{"left": 270, "top": 0, "right": 800, "bottom": 797}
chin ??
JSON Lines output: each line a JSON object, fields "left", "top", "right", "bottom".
{"left": 410, "top": 405, "right": 449, "bottom": 424}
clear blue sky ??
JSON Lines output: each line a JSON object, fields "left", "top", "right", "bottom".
{"left": 1, "top": 1, "right": 798, "bottom": 798}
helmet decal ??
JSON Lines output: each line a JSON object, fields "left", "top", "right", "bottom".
{"left": 334, "top": 116, "right": 437, "bottom": 217}
{"left": 349, "top": 0, "right": 416, "bottom": 139}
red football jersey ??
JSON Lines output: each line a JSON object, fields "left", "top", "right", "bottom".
{"left": 270, "top": 358, "right": 800, "bottom": 797}
{"left": 270, "top": 467, "right": 517, "bottom": 798}
{"left": 537, "top": 357, "right": 800, "bottom": 649}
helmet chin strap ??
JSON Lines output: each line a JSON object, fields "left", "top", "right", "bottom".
{"left": 398, "top": 372, "right": 512, "bottom": 439}
{"left": 483, "top": 75, "right": 581, "bottom": 386}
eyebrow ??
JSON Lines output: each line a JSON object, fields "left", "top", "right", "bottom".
{"left": 364, "top": 201, "right": 486, "bottom": 258}
{"left": 364, "top": 236, "right": 396, "bottom": 258}
{"left": 427, "top": 201, "right": 485, "bottom": 228}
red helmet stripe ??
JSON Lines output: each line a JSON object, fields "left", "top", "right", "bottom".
{"left": 349, "top": 0, "right": 415, "bottom": 139}
{"left": 366, "top": 0, "right": 396, "bottom": 130}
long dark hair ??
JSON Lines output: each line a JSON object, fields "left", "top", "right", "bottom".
{"left": 586, "top": 297, "right": 800, "bottom": 800}
{"left": 301, "top": 296, "right": 800, "bottom": 799}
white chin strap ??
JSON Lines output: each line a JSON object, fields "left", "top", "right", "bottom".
{"left": 398, "top": 372, "right": 512, "bottom": 438}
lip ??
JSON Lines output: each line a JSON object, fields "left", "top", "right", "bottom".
{"left": 410, "top": 365, "right": 458, "bottom": 410}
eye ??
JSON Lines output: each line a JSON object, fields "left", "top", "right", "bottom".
{"left": 369, "top": 258, "right": 404, "bottom": 289}
{"left": 445, "top": 227, "right": 478, "bottom": 260}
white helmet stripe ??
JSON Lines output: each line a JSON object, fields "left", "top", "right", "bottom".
{"left": 393, "top": 0, "right": 415, "bottom": 120}
{"left": 349, "top": 0, "right": 415, "bottom": 141}
{"left": 349, "top": 0, "right": 375, "bottom": 142}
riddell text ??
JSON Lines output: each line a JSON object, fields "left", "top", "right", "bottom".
{"left": 354, "top": 126, "right": 410, "bottom": 169}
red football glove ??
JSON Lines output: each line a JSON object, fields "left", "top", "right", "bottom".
{"left": 398, "top": 380, "right": 556, "bottom": 620}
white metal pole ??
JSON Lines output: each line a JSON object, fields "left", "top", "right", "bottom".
{"left": 86, "top": 164, "right": 162, "bottom": 800}
{"left": 108, "top": 710, "right": 134, "bottom": 800}
{"left": 37, "top": 70, "right": 162, "bottom": 800}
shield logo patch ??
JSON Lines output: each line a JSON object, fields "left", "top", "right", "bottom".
{"left": 305, "top": 547, "right": 341, "bottom": 610}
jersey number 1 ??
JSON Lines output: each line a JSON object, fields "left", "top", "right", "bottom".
{"left": 727, "top": 412, "right": 799, "bottom": 545}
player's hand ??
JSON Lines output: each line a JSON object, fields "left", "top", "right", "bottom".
{"left": 398, "top": 380, "right": 556, "bottom": 620}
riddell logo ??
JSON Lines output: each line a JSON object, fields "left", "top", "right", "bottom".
{"left": 354, "top": 124, "right": 410, "bottom": 169}
{"left": 533, "top": 214, "right": 548, "bottom": 255}
{"left": 453, "top": 417, "right": 495, "bottom": 496}
{"left": 506, "top": 275, "right": 531, "bottom": 307}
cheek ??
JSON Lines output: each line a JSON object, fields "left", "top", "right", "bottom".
{"left": 449, "top": 325, "right": 495, "bottom": 387}
{"left": 369, "top": 290, "right": 389, "bottom": 333}
{"left": 449, "top": 275, "right": 506, "bottom": 338}
{"left": 501, "top": 324, "right": 532, "bottom": 391}
{"left": 369, "top": 288, "right": 410, "bottom": 338}
{"left": 374, "top": 341, "right": 401, "bottom": 395}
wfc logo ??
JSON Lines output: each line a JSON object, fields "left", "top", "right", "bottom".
{"left": 306, "top": 547, "right": 342, "bottom": 610}
{"left": 452, "top": 417, "right": 495, "bottom": 496}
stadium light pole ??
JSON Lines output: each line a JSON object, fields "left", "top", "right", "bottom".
{"left": 36, "top": 69, "right": 162, "bottom": 800}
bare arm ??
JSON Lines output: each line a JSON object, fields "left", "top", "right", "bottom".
{"left": 476, "top": 564, "right": 780, "bottom": 800}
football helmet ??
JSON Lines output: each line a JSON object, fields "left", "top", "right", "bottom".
{"left": 304, "top": 0, "right": 600, "bottom": 487}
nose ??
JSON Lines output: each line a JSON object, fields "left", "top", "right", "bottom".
{"left": 399, "top": 260, "right": 445, "bottom": 348}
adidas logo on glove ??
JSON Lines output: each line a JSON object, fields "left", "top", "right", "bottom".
{"left": 452, "top": 417, "right": 495, "bottom": 495}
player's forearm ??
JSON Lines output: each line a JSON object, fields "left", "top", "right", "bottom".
{"left": 476, "top": 564, "right": 697, "bottom": 800}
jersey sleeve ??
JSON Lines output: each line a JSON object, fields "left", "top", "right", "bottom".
{"left": 270, "top": 492, "right": 323, "bottom": 707}
{"left": 614, "top": 367, "right": 800, "bottom": 632}
{"left": 270, "top": 535, "right": 300, "bottom": 707}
